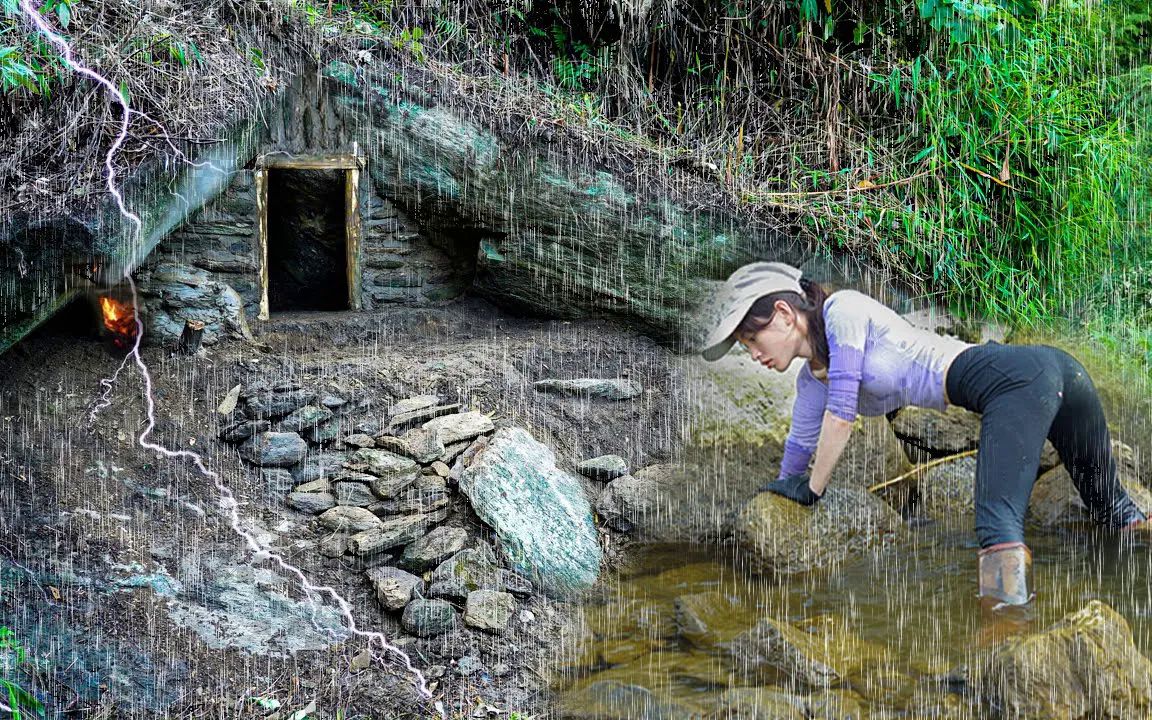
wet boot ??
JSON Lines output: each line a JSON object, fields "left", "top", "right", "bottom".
{"left": 977, "top": 542, "right": 1032, "bottom": 606}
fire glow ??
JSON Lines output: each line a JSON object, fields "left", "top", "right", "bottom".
{"left": 98, "top": 295, "right": 137, "bottom": 346}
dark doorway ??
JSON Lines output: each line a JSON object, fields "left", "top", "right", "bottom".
{"left": 266, "top": 169, "right": 349, "bottom": 312}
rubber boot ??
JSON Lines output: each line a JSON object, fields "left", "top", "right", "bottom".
{"left": 977, "top": 542, "right": 1032, "bottom": 606}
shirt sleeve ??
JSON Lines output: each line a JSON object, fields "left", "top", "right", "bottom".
{"left": 778, "top": 364, "right": 828, "bottom": 479}
{"left": 823, "top": 293, "right": 869, "bottom": 423}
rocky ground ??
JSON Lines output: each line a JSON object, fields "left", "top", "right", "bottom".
{"left": 0, "top": 297, "right": 689, "bottom": 719}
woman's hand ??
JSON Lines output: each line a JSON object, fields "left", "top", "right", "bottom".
{"left": 760, "top": 472, "right": 823, "bottom": 506}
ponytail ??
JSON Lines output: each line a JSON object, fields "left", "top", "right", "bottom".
{"left": 735, "top": 276, "right": 830, "bottom": 369}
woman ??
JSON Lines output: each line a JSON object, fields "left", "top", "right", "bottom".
{"left": 700, "top": 261, "right": 1148, "bottom": 606}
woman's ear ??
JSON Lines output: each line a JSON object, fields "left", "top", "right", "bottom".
{"left": 774, "top": 299, "right": 795, "bottom": 324}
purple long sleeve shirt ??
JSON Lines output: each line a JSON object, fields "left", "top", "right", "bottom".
{"left": 778, "top": 290, "right": 975, "bottom": 479}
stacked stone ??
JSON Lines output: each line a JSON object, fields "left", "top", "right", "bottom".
{"left": 220, "top": 387, "right": 533, "bottom": 639}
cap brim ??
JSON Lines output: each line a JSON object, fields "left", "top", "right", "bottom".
{"left": 701, "top": 337, "right": 736, "bottom": 362}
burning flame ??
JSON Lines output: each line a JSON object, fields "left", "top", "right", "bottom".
{"left": 99, "top": 295, "right": 138, "bottom": 346}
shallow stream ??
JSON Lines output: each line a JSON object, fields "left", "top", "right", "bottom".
{"left": 558, "top": 527, "right": 1152, "bottom": 717}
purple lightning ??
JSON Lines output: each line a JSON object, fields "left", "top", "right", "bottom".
{"left": 16, "top": 3, "right": 446, "bottom": 717}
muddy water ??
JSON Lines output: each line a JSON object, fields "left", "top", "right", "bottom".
{"left": 558, "top": 527, "right": 1152, "bottom": 717}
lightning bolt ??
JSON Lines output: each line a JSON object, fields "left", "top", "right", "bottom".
{"left": 16, "top": 4, "right": 446, "bottom": 717}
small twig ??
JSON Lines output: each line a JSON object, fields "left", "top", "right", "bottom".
{"left": 868, "top": 448, "right": 979, "bottom": 493}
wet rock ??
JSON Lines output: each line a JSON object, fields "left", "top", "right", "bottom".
{"left": 455, "top": 655, "right": 486, "bottom": 677}
{"left": 416, "top": 475, "right": 448, "bottom": 493}
{"left": 370, "top": 491, "right": 450, "bottom": 516}
{"left": 318, "top": 534, "right": 348, "bottom": 557}
{"left": 499, "top": 569, "right": 533, "bottom": 598}
{"left": 217, "top": 384, "right": 242, "bottom": 416}
{"left": 367, "top": 566, "right": 423, "bottom": 611}
{"left": 389, "top": 395, "right": 440, "bottom": 416}
{"left": 807, "top": 690, "right": 866, "bottom": 720}
{"left": 401, "top": 599, "right": 457, "bottom": 637}
{"left": 464, "top": 589, "right": 515, "bottom": 633}
{"left": 353, "top": 418, "right": 380, "bottom": 436}
{"left": 916, "top": 455, "right": 978, "bottom": 524}
{"left": 348, "top": 513, "right": 440, "bottom": 555}
{"left": 399, "top": 525, "right": 468, "bottom": 572}
{"left": 578, "top": 454, "right": 629, "bottom": 481}
{"left": 728, "top": 617, "right": 843, "bottom": 688}
{"left": 734, "top": 486, "right": 905, "bottom": 574}
{"left": 319, "top": 394, "right": 347, "bottom": 409}
{"left": 1028, "top": 441, "right": 1152, "bottom": 529}
{"left": 279, "top": 405, "right": 334, "bottom": 433}
{"left": 890, "top": 405, "right": 981, "bottom": 460}
{"left": 534, "top": 378, "right": 643, "bottom": 401}
{"left": 442, "top": 440, "right": 471, "bottom": 464}
{"left": 459, "top": 426, "right": 601, "bottom": 598}
{"left": 430, "top": 461, "right": 451, "bottom": 477}
{"left": 333, "top": 481, "right": 377, "bottom": 507}
{"left": 345, "top": 448, "right": 420, "bottom": 489}
{"left": 596, "top": 473, "right": 660, "bottom": 533}
{"left": 674, "top": 592, "right": 742, "bottom": 649}
{"left": 402, "top": 427, "right": 444, "bottom": 463}
{"left": 219, "top": 419, "right": 269, "bottom": 443}
{"left": 713, "top": 688, "right": 807, "bottom": 719}
{"left": 374, "top": 435, "right": 415, "bottom": 458}
{"left": 306, "top": 419, "right": 344, "bottom": 444}
{"left": 388, "top": 403, "right": 462, "bottom": 433}
{"left": 558, "top": 681, "right": 698, "bottom": 719}
{"left": 423, "top": 411, "right": 494, "bottom": 445}
{"left": 318, "top": 506, "right": 383, "bottom": 533}
{"left": 245, "top": 388, "right": 316, "bottom": 420}
{"left": 238, "top": 432, "right": 308, "bottom": 467}
{"left": 294, "top": 452, "right": 349, "bottom": 483}
{"left": 261, "top": 468, "right": 294, "bottom": 494}
{"left": 286, "top": 492, "right": 336, "bottom": 514}
{"left": 343, "top": 433, "right": 375, "bottom": 449}
{"left": 428, "top": 548, "right": 501, "bottom": 601}
{"left": 293, "top": 478, "right": 330, "bottom": 493}
{"left": 977, "top": 600, "right": 1152, "bottom": 719}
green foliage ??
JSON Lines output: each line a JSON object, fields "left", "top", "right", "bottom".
{"left": 0, "top": 627, "right": 44, "bottom": 720}
{"left": 0, "top": 0, "right": 75, "bottom": 96}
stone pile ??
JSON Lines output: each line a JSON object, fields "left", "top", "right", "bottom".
{"left": 218, "top": 381, "right": 607, "bottom": 648}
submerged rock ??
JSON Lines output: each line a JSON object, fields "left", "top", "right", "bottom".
{"left": 458, "top": 426, "right": 601, "bottom": 598}
{"left": 558, "top": 680, "right": 701, "bottom": 720}
{"left": 978, "top": 600, "right": 1152, "bottom": 719}
{"left": 727, "top": 617, "right": 843, "bottom": 688}
{"left": 734, "top": 486, "right": 904, "bottom": 574}
{"left": 534, "top": 378, "right": 642, "bottom": 400}
{"left": 712, "top": 688, "right": 807, "bottom": 720}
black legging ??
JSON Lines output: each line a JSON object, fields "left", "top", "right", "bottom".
{"left": 944, "top": 341, "right": 1146, "bottom": 547}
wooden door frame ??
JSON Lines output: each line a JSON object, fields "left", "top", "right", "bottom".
{"left": 254, "top": 152, "right": 364, "bottom": 320}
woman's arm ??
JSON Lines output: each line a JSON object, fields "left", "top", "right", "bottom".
{"left": 808, "top": 411, "right": 855, "bottom": 495}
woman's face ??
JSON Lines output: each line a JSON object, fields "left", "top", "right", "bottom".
{"left": 736, "top": 302, "right": 803, "bottom": 372}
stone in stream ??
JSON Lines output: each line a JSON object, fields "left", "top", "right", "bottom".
{"left": 401, "top": 599, "right": 457, "bottom": 637}
{"left": 422, "top": 411, "right": 494, "bottom": 446}
{"left": 463, "top": 590, "right": 516, "bottom": 633}
{"left": 399, "top": 525, "right": 468, "bottom": 572}
{"left": 978, "top": 600, "right": 1152, "bottom": 719}
{"left": 279, "top": 404, "right": 333, "bottom": 433}
{"left": 428, "top": 548, "right": 501, "bottom": 601}
{"left": 728, "top": 617, "right": 844, "bottom": 688}
{"left": 285, "top": 492, "right": 336, "bottom": 514}
{"left": 389, "top": 395, "right": 440, "bottom": 416}
{"left": 238, "top": 432, "right": 308, "bottom": 467}
{"left": 578, "top": 454, "right": 629, "bottom": 481}
{"left": 367, "top": 566, "right": 423, "bottom": 611}
{"left": 557, "top": 681, "right": 700, "bottom": 720}
{"left": 318, "top": 506, "right": 382, "bottom": 533}
{"left": 533, "top": 378, "right": 642, "bottom": 401}
{"left": 734, "top": 485, "right": 905, "bottom": 574}
{"left": 219, "top": 419, "right": 269, "bottom": 444}
{"left": 332, "top": 481, "right": 377, "bottom": 507}
{"left": 401, "top": 427, "right": 445, "bottom": 464}
{"left": 674, "top": 592, "right": 743, "bottom": 649}
{"left": 713, "top": 689, "right": 807, "bottom": 720}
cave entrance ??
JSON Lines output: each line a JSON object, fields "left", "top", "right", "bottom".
{"left": 254, "top": 154, "right": 363, "bottom": 319}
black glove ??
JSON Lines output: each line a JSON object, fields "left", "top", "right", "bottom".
{"left": 760, "top": 473, "right": 823, "bottom": 506}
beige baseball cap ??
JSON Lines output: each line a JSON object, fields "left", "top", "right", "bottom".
{"left": 700, "top": 261, "right": 804, "bottom": 361}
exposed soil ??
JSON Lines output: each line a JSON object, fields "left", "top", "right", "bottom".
{"left": 0, "top": 296, "right": 687, "bottom": 719}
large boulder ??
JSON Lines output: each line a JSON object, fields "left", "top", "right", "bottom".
{"left": 915, "top": 454, "right": 978, "bottom": 525}
{"left": 458, "top": 427, "right": 601, "bottom": 598}
{"left": 138, "top": 263, "right": 254, "bottom": 346}
{"left": 734, "top": 486, "right": 905, "bottom": 574}
{"left": 977, "top": 600, "right": 1152, "bottom": 719}
{"left": 890, "top": 405, "right": 981, "bottom": 461}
